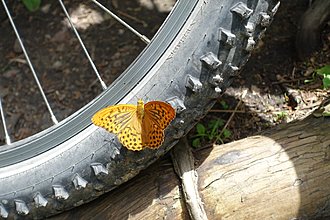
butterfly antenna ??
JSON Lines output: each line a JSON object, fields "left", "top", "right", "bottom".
{"left": 129, "top": 92, "right": 141, "bottom": 103}
{"left": 158, "top": 80, "right": 174, "bottom": 100}
{"left": 148, "top": 79, "right": 175, "bottom": 102}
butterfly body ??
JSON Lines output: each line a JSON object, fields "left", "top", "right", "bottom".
{"left": 136, "top": 99, "right": 145, "bottom": 120}
{"left": 92, "top": 99, "right": 175, "bottom": 151}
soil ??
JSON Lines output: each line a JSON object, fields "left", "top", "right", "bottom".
{"left": 188, "top": 0, "right": 330, "bottom": 146}
{"left": 0, "top": 0, "right": 171, "bottom": 144}
{"left": 0, "top": 0, "right": 329, "bottom": 149}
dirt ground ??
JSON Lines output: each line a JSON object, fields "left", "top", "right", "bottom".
{"left": 0, "top": 0, "right": 172, "bottom": 144}
{"left": 0, "top": 0, "right": 330, "bottom": 147}
{"left": 189, "top": 0, "right": 330, "bottom": 146}
{"left": 0, "top": 0, "right": 330, "bottom": 148}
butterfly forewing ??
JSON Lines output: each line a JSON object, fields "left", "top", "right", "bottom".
{"left": 92, "top": 104, "right": 137, "bottom": 133}
{"left": 144, "top": 101, "right": 176, "bottom": 129}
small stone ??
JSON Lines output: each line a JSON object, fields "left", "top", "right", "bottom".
{"left": 52, "top": 61, "right": 62, "bottom": 69}
{"left": 41, "top": 4, "right": 51, "bottom": 13}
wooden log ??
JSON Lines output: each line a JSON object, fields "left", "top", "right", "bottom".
{"left": 52, "top": 115, "right": 330, "bottom": 219}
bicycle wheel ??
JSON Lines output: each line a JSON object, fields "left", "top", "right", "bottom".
{"left": 0, "top": 0, "right": 279, "bottom": 218}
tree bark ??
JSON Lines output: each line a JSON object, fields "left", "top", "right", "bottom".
{"left": 52, "top": 115, "right": 330, "bottom": 220}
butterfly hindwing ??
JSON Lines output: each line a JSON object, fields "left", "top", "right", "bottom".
{"left": 143, "top": 101, "right": 175, "bottom": 148}
{"left": 118, "top": 126, "right": 143, "bottom": 151}
{"left": 142, "top": 123, "right": 164, "bottom": 149}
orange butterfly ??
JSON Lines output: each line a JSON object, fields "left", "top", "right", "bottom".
{"left": 92, "top": 99, "right": 176, "bottom": 151}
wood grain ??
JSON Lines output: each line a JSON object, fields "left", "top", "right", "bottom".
{"left": 52, "top": 115, "right": 330, "bottom": 219}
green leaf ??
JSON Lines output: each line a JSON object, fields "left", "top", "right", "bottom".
{"left": 323, "top": 111, "right": 330, "bottom": 117}
{"left": 313, "top": 65, "right": 330, "bottom": 89}
{"left": 208, "top": 119, "right": 224, "bottom": 129}
{"left": 304, "top": 78, "right": 314, "bottom": 84}
{"left": 193, "top": 133, "right": 208, "bottom": 139}
{"left": 304, "top": 72, "right": 317, "bottom": 84}
{"left": 316, "top": 65, "right": 330, "bottom": 76}
{"left": 220, "top": 100, "right": 229, "bottom": 109}
{"left": 208, "top": 119, "right": 219, "bottom": 139}
{"left": 218, "top": 119, "right": 224, "bottom": 127}
{"left": 222, "top": 129, "right": 232, "bottom": 139}
{"left": 192, "top": 138, "right": 201, "bottom": 148}
{"left": 196, "top": 123, "right": 206, "bottom": 135}
{"left": 322, "top": 75, "right": 330, "bottom": 89}
{"left": 22, "top": 0, "right": 41, "bottom": 12}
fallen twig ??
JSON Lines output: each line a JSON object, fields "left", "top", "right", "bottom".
{"left": 219, "top": 89, "right": 247, "bottom": 138}
{"left": 171, "top": 137, "right": 208, "bottom": 220}
{"left": 116, "top": 10, "right": 148, "bottom": 27}
{"left": 209, "top": 109, "right": 246, "bottom": 113}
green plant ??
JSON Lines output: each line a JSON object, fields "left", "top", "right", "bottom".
{"left": 304, "top": 65, "right": 330, "bottom": 89}
{"left": 274, "top": 111, "right": 287, "bottom": 122}
{"left": 304, "top": 73, "right": 316, "bottom": 84}
{"left": 192, "top": 119, "right": 232, "bottom": 148}
{"left": 219, "top": 100, "right": 229, "bottom": 110}
{"left": 315, "top": 65, "right": 330, "bottom": 89}
{"left": 22, "top": 0, "right": 41, "bottom": 12}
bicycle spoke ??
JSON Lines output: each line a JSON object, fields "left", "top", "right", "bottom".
{"left": 1, "top": 0, "right": 58, "bottom": 125}
{"left": 91, "top": 0, "right": 151, "bottom": 44}
{"left": 0, "top": 0, "right": 161, "bottom": 145}
{"left": 58, "top": 0, "right": 107, "bottom": 90}
{"left": 0, "top": 98, "right": 11, "bottom": 145}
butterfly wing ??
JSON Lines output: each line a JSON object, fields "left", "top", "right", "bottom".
{"left": 142, "top": 101, "right": 176, "bottom": 149}
{"left": 92, "top": 104, "right": 145, "bottom": 151}
{"left": 118, "top": 126, "right": 144, "bottom": 151}
{"left": 92, "top": 101, "right": 175, "bottom": 151}
{"left": 92, "top": 104, "right": 137, "bottom": 133}
{"left": 141, "top": 123, "right": 164, "bottom": 149}
{"left": 144, "top": 101, "right": 176, "bottom": 129}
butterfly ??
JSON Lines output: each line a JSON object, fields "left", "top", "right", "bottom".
{"left": 91, "top": 99, "right": 176, "bottom": 151}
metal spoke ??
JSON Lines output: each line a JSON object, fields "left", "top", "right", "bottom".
{"left": 58, "top": 0, "right": 107, "bottom": 90}
{"left": 1, "top": 0, "right": 58, "bottom": 125}
{"left": 0, "top": 98, "right": 11, "bottom": 145}
{"left": 91, "top": 0, "right": 151, "bottom": 44}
